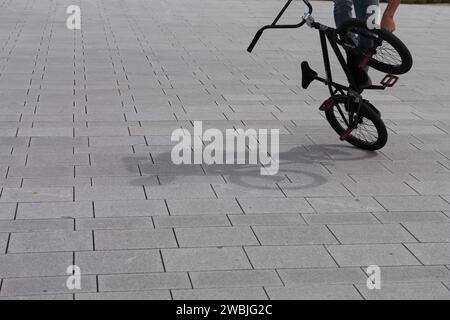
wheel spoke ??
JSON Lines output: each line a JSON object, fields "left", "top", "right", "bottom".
{"left": 329, "top": 97, "right": 382, "bottom": 147}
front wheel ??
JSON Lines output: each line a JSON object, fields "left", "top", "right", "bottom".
{"left": 325, "top": 96, "right": 388, "bottom": 151}
{"left": 338, "top": 19, "right": 413, "bottom": 75}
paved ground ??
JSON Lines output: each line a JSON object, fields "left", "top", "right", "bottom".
{"left": 0, "top": 0, "right": 449, "bottom": 300}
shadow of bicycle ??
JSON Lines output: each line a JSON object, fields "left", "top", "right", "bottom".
{"left": 122, "top": 143, "right": 379, "bottom": 191}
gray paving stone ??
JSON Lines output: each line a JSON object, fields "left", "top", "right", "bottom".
{"left": 277, "top": 268, "right": 367, "bottom": 285}
{"left": 380, "top": 160, "right": 449, "bottom": 173}
{"left": 92, "top": 175, "right": 159, "bottom": 186}
{"left": 94, "top": 200, "right": 168, "bottom": 217}
{"left": 88, "top": 136, "right": 146, "bottom": 147}
{"left": 139, "top": 163, "right": 205, "bottom": 176}
{"left": 329, "top": 224, "right": 417, "bottom": 244}
{"left": 403, "top": 223, "right": 450, "bottom": 242}
{"left": 158, "top": 175, "right": 225, "bottom": 185}
{"left": 0, "top": 233, "right": 8, "bottom": 254}
{"left": 75, "top": 250, "right": 164, "bottom": 274}
{"left": 75, "top": 290, "right": 171, "bottom": 300}
{"left": 229, "top": 213, "right": 305, "bottom": 226}
{"left": 0, "top": 203, "right": 16, "bottom": 220}
{"left": 266, "top": 284, "right": 362, "bottom": 300}
{"left": 175, "top": 226, "right": 258, "bottom": 247}
{"left": 375, "top": 196, "right": 450, "bottom": 211}
{"left": 95, "top": 229, "right": 177, "bottom": 250}
{"left": 0, "top": 219, "right": 74, "bottom": 233}
{"left": 302, "top": 213, "right": 379, "bottom": 224}
{"left": 253, "top": 225, "right": 338, "bottom": 245}
{"left": 377, "top": 266, "right": 450, "bottom": 283}
{"left": 327, "top": 244, "right": 421, "bottom": 267}
{"left": 0, "top": 187, "right": 74, "bottom": 203}
{"left": 348, "top": 173, "right": 418, "bottom": 183}
{"left": 154, "top": 215, "right": 230, "bottom": 228}
{"left": 373, "top": 211, "right": 449, "bottom": 223}
{"left": 75, "top": 217, "right": 153, "bottom": 230}
{"left": 8, "top": 231, "right": 93, "bottom": 253}
{"left": 75, "top": 186, "right": 146, "bottom": 201}
{"left": 162, "top": 247, "right": 252, "bottom": 271}
{"left": 406, "top": 243, "right": 450, "bottom": 265}
{"left": 8, "top": 166, "right": 74, "bottom": 178}
{"left": 245, "top": 245, "right": 337, "bottom": 269}
{"left": 280, "top": 182, "right": 352, "bottom": 197}
{"left": 99, "top": 272, "right": 190, "bottom": 291}
{"left": 76, "top": 165, "right": 140, "bottom": 178}
{"left": 213, "top": 183, "right": 285, "bottom": 198}
{"left": 145, "top": 184, "right": 216, "bottom": 199}
{"left": 0, "top": 276, "right": 97, "bottom": 297}
{"left": 237, "top": 197, "right": 314, "bottom": 214}
{"left": 407, "top": 181, "right": 450, "bottom": 196}
{"left": 322, "top": 161, "right": 390, "bottom": 174}
{"left": 172, "top": 287, "right": 268, "bottom": 300}
{"left": 356, "top": 282, "right": 450, "bottom": 300}
{"left": 443, "top": 195, "right": 450, "bottom": 204}
{"left": 0, "top": 294, "right": 73, "bottom": 300}
{"left": 0, "top": 178, "right": 22, "bottom": 188}
{"left": 306, "top": 197, "right": 386, "bottom": 213}
{"left": 342, "top": 182, "right": 417, "bottom": 196}
{"left": 22, "top": 177, "right": 91, "bottom": 188}
{"left": 17, "top": 202, "right": 93, "bottom": 219}
{"left": 27, "top": 153, "right": 89, "bottom": 166}
{"left": 0, "top": 252, "right": 73, "bottom": 278}
{"left": 190, "top": 270, "right": 282, "bottom": 288}
{"left": 166, "top": 198, "right": 242, "bottom": 215}
{"left": 30, "top": 137, "right": 87, "bottom": 148}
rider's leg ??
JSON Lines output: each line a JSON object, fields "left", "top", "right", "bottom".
{"left": 353, "top": 0, "right": 380, "bottom": 49}
{"left": 346, "top": 0, "right": 380, "bottom": 88}
{"left": 333, "top": 0, "right": 353, "bottom": 29}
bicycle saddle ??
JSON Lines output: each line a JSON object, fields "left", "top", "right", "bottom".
{"left": 301, "top": 61, "right": 318, "bottom": 89}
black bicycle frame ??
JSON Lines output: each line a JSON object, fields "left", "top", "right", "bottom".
{"left": 248, "top": 0, "right": 385, "bottom": 96}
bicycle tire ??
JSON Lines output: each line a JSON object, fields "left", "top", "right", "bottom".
{"left": 325, "top": 96, "right": 388, "bottom": 151}
{"left": 338, "top": 19, "right": 412, "bottom": 75}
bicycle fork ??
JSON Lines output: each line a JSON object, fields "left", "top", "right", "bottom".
{"left": 339, "top": 93, "right": 363, "bottom": 140}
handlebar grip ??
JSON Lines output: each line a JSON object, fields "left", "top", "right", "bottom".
{"left": 247, "top": 29, "right": 263, "bottom": 52}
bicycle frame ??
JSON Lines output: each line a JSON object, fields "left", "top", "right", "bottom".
{"left": 247, "top": 0, "right": 386, "bottom": 96}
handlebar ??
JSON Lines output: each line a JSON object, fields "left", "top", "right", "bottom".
{"left": 247, "top": 0, "right": 313, "bottom": 52}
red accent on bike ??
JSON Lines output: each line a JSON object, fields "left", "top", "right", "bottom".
{"left": 340, "top": 127, "right": 354, "bottom": 141}
{"left": 380, "top": 74, "right": 399, "bottom": 87}
{"left": 319, "top": 97, "right": 334, "bottom": 111}
{"left": 358, "top": 52, "right": 373, "bottom": 69}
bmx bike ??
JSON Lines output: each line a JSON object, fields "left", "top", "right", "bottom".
{"left": 247, "top": 0, "right": 412, "bottom": 151}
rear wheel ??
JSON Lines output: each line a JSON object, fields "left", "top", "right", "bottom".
{"left": 325, "top": 96, "right": 388, "bottom": 151}
{"left": 338, "top": 19, "right": 413, "bottom": 75}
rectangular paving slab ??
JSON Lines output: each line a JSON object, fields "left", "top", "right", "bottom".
{"left": 8, "top": 231, "right": 93, "bottom": 253}
{"left": 161, "top": 247, "right": 252, "bottom": 271}
{"left": 244, "top": 245, "right": 337, "bottom": 269}
{"left": 94, "top": 229, "right": 177, "bottom": 250}
{"left": 326, "top": 244, "right": 421, "bottom": 267}
{"left": 328, "top": 224, "right": 418, "bottom": 244}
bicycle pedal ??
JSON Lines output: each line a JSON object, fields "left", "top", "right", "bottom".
{"left": 319, "top": 97, "right": 334, "bottom": 111}
{"left": 340, "top": 127, "right": 354, "bottom": 141}
{"left": 380, "top": 74, "right": 399, "bottom": 87}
